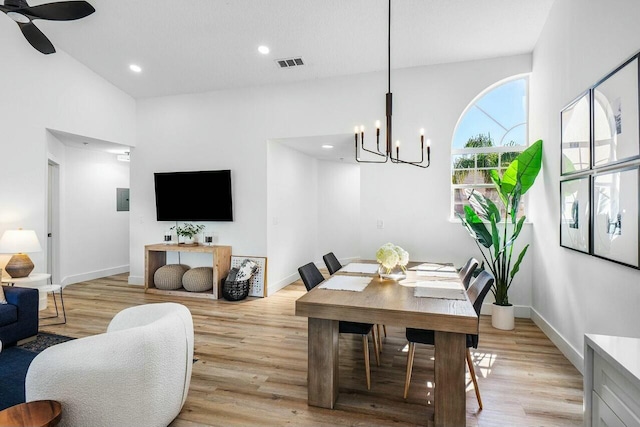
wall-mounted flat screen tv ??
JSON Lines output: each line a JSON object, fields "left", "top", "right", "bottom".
{"left": 154, "top": 170, "right": 233, "bottom": 221}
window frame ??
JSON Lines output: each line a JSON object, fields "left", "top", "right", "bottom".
{"left": 450, "top": 75, "right": 530, "bottom": 221}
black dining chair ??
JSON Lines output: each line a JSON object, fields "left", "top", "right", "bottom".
{"left": 323, "top": 253, "right": 387, "bottom": 351}
{"left": 403, "top": 270, "right": 494, "bottom": 409}
{"left": 297, "top": 262, "right": 380, "bottom": 389}
{"left": 322, "top": 252, "right": 342, "bottom": 275}
{"left": 458, "top": 257, "right": 480, "bottom": 289}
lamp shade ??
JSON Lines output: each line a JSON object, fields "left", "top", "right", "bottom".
{"left": 0, "top": 229, "right": 42, "bottom": 254}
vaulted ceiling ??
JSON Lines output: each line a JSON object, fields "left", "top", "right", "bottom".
{"left": 19, "top": 0, "right": 555, "bottom": 99}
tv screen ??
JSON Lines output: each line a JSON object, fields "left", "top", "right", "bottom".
{"left": 154, "top": 170, "right": 233, "bottom": 221}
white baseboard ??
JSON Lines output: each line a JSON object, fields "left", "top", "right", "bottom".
{"left": 530, "top": 307, "right": 584, "bottom": 374}
{"left": 267, "top": 272, "right": 300, "bottom": 296}
{"left": 480, "top": 303, "right": 530, "bottom": 318}
{"left": 61, "top": 265, "right": 129, "bottom": 287}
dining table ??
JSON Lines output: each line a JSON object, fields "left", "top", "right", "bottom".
{"left": 295, "top": 261, "right": 478, "bottom": 427}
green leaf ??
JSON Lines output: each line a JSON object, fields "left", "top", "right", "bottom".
{"left": 471, "top": 192, "right": 501, "bottom": 223}
{"left": 509, "top": 244, "right": 529, "bottom": 279}
{"left": 510, "top": 181, "right": 522, "bottom": 223}
{"left": 463, "top": 206, "right": 493, "bottom": 248}
{"left": 502, "top": 139, "right": 543, "bottom": 196}
{"left": 490, "top": 219, "right": 500, "bottom": 258}
{"left": 489, "top": 170, "right": 508, "bottom": 209}
{"left": 504, "top": 216, "right": 527, "bottom": 247}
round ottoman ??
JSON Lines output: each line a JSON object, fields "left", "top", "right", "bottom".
{"left": 182, "top": 267, "right": 214, "bottom": 292}
{"left": 154, "top": 264, "right": 188, "bottom": 290}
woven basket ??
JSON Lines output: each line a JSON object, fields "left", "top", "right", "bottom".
{"left": 182, "top": 267, "right": 213, "bottom": 292}
{"left": 222, "top": 277, "right": 250, "bottom": 301}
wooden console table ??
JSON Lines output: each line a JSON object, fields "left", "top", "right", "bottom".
{"left": 145, "top": 244, "right": 232, "bottom": 300}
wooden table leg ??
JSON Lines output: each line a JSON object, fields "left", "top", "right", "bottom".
{"left": 434, "top": 331, "right": 466, "bottom": 427}
{"left": 307, "top": 317, "right": 339, "bottom": 408}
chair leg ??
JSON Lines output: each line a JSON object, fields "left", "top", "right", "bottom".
{"left": 377, "top": 324, "right": 383, "bottom": 351}
{"left": 371, "top": 327, "right": 380, "bottom": 366}
{"left": 466, "top": 348, "right": 483, "bottom": 410}
{"left": 362, "top": 335, "right": 371, "bottom": 390}
{"left": 383, "top": 324, "right": 387, "bottom": 337}
{"left": 403, "top": 341, "right": 416, "bottom": 399}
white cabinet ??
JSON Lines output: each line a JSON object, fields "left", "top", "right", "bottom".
{"left": 585, "top": 334, "right": 640, "bottom": 427}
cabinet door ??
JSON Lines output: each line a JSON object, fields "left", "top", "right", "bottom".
{"left": 593, "top": 392, "right": 627, "bottom": 427}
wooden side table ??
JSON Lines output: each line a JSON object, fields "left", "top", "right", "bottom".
{"left": 0, "top": 400, "right": 62, "bottom": 427}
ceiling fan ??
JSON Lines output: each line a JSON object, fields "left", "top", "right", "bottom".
{"left": 0, "top": 0, "right": 95, "bottom": 55}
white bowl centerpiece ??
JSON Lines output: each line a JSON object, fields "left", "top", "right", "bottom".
{"left": 376, "top": 243, "right": 409, "bottom": 281}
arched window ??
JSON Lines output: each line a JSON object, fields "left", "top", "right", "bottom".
{"left": 451, "top": 76, "right": 529, "bottom": 218}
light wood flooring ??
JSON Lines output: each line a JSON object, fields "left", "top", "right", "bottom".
{"left": 38, "top": 273, "right": 584, "bottom": 426}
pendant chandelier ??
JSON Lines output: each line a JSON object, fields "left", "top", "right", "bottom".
{"left": 354, "top": 0, "right": 431, "bottom": 168}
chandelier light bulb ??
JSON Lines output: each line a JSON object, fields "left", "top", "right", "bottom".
{"left": 354, "top": 126, "right": 359, "bottom": 134}
{"left": 360, "top": 125, "right": 365, "bottom": 133}
{"left": 420, "top": 128, "right": 425, "bottom": 136}
{"left": 396, "top": 140, "right": 400, "bottom": 147}
{"left": 375, "top": 120, "right": 381, "bottom": 129}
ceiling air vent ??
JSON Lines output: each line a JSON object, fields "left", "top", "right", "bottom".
{"left": 276, "top": 57, "right": 304, "bottom": 68}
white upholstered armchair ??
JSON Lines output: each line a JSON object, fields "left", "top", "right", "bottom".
{"left": 25, "top": 302, "right": 194, "bottom": 427}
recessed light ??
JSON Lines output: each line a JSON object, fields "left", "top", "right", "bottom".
{"left": 258, "top": 45, "right": 270, "bottom": 55}
{"left": 129, "top": 64, "right": 142, "bottom": 73}
{"left": 322, "top": 145, "right": 334, "bottom": 149}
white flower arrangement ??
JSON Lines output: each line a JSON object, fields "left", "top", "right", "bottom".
{"left": 376, "top": 242, "right": 409, "bottom": 273}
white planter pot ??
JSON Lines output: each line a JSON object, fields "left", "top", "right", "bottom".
{"left": 491, "top": 304, "right": 514, "bottom": 330}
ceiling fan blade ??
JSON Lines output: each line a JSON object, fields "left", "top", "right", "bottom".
{"left": 18, "top": 21, "right": 55, "bottom": 54}
{"left": 20, "top": 1, "right": 95, "bottom": 21}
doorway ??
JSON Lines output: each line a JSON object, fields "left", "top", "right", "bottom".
{"left": 47, "top": 160, "right": 60, "bottom": 283}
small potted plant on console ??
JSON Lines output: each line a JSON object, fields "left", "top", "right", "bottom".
{"left": 171, "top": 223, "right": 205, "bottom": 245}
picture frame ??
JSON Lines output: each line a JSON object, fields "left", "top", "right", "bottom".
{"left": 560, "top": 176, "right": 590, "bottom": 253}
{"left": 230, "top": 255, "right": 268, "bottom": 297}
{"left": 561, "top": 90, "right": 591, "bottom": 175}
{"left": 591, "top": 166, "right": 639, "bottom": 268}
{"left": 592, "top": 54, "right": 640, "bottom": 168}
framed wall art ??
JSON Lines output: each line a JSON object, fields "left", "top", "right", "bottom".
{"left": 592, "top": 166, "right": 639, "bottom": 268}
{"left": 592, "top": 54, "right": 640, "bottom": 168}
{"left": 561, "top": 90, "right": 591, "bottom": 175}
{"left": 560, "top": 176, "right": 590, "bottom": 253}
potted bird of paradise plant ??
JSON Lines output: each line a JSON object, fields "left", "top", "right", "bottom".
{"left": 458, "top": 139, "right": 542, "bottom": 330}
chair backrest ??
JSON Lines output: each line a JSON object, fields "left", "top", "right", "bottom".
{"left": 458, "top": 257, "right": 480, "bottom": 289}
{"left": 298, "top": 262, "right": 325, "bottom": 291}
{"left": 322, "top": 252, "right": 342, "bottom": 275}
{"left": 466, "top": 270, "right": 494, "bottom": 316}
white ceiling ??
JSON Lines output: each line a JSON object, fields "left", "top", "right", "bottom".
{"left": 23, "top": 0, "right": 555, "bottom": 99}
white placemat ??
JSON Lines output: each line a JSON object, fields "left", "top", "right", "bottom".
{"left": 318, "top": 275, "right": 371, "bottom": 292}
{"left": 413, "top": 280, "right": 466, "bottom": 300}
{"left": 410, "top": 263, "right": 457, "bottom": 272}
{"left": 416, "top": 271, "right": 458, "bottom": 278}
{"left": 339, "top": 263, "right": 380, "bottom": 274}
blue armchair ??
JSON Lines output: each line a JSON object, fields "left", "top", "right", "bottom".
{"left": 0, "top": 286, "right": 39, "bottom": 346}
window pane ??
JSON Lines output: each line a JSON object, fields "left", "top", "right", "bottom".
{"left": 453, "top": 79, "right": 527, "bottom": 149}
{"left": 477, "top": 153, "right": 498, "bottom": 168}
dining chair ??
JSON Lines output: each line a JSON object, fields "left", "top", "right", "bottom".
{"left": 297, "top": 262, "right": 380, "bottom": 389}
{"left": 322, "top": 253, "right": 387, "bottom": 351}
{"left": 322, "top": 252, "right": 342, "bottom": 275}
{"left": 458, "top": 257, "right": 480, "bottom": 289}
{"left": 403, "top": 270, "right": 494, "bottom": 409}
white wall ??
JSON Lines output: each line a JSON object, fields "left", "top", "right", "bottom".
{"left": 529, "top": 0, "right": 640, "bottom": 371}
{"left": 133, "top": 54, "right": 533, "bottom": 303}
{"left": 316, "top": 160, "right": 361, "bottom": 265}
{"left": 0, "top": 22, "right": 135, "bottom": 278}
{"left": 58, "top": 146, "right": 130, "bottom": 284}
{"left": 267, "top": 141, "right": 318, "bottom": 292}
